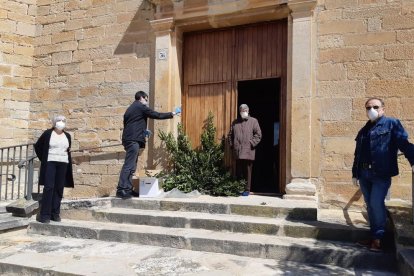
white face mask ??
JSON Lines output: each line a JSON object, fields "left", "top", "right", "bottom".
{"left": 240, "top": 112, "right": 249, "bottom": 119}
{"left": 367, "top": 108, "right": 379, "bottom": 121}
{"left": 140, "top": 98, "right": 148, "bottom": 106}
{"left": 55, "top": 121, "right": 66, "bottom": 130}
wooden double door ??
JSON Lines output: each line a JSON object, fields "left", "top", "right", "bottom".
{"left": 182, "top": 19, "right": 287, "bottom": 194}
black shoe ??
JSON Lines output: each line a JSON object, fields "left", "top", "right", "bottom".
{"left": 131, "top": 190, "right": 139, "bottom": 197}
{"left": 116, "top": 190, "right": 132, "bottom": 199}
{"left": 51, "top": 215, "right": 61, "bottom": 222}
{"left": 36, "top": 217, "right": 50, "bottom": 224}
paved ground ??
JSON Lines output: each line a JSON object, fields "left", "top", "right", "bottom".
{"left": 0, "top": 229, "right": 396, "bottom": 276}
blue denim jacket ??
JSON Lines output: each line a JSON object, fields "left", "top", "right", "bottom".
{"left": 352, "top": 116, "right": 414, "bottom": 178}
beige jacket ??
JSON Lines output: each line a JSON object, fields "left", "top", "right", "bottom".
{"left": 228, "top": 117, "right": 262, "bottom": 160}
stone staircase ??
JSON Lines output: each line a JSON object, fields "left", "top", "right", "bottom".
{"left": 0, "top": 202, "right": 30, "bottom": 233}
{"left": 26, "top": 196, "right": 397, "bottom": 273}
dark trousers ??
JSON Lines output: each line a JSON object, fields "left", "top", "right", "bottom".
{"left": 236, "top": 159, "right": 253, "bottom": 192}
{"left": 117, "top": 141, "right": 140, "bottom": 192}
{"left": 40, "top": 161, "right": 67, "bottom": 220}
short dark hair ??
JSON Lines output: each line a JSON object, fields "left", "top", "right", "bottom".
{"left": 365, "top": 97, "right": 385, "bottom": 107}
{"left": 135, "top": 91, "right": 148, "bottom": 101}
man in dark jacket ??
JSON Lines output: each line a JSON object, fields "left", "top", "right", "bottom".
{"left": 117, "top": 91, "right": 180, "bottom": 199}
{"left": 353, "top": 97, "right": 414, "bottom": 251}
{"left": 228, "top": 104, "right": 262, "bottom": 196}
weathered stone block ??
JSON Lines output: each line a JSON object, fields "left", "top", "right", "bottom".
{"left": 325, "top": 0, "right": 358, "bottom": 9}
{"left": 51, "top": 31, "right": 75, "bottom": 44}
{"left": 317, "top": 63, "right": 346, "bottom": 81}
{"left": 343, "top": 6, "right": 400, "bottom": 20}
{"left": 6, "top": 199, "right": 39, "bottom": 217}
{"left": 16, "top": 22, "right": 36, "bottom": 37}
{"left": 319, "top": 48, "right": 359, "bottom": 63}
{"left": 324, "top": 137, "right": 355, "bottom": 154}
{"left": 318, "top": 81, "right": 364, "bottom": 98}
{"left": 319, "top": 20, "right": 366, "bottom": 35}
{"left": 2, "top": 76, "right": 31, "bottom": 90}
{"left": 344, "top": 32, "right": 395, "bottom": 46}
{"left": 360, "top": 46, "right": 384, "bottom": 61}
{"left": 58, "top": 63, "right": 80, "bottom": 75}
{"left": 383, "top": 14, "right": 414, "bottom": 30}
{"left": 52, "top": 51, "right": 72, "bottom": 65}
{"left": 367, "top": 18, "right": 382, "bottom": 32}
{"left": 408, "top": 61, "right": 414, "bottom": 78}
{"left": 320, "top": 98, "right": 352, "bottom": 121}
{"left": 385, "top": 45, "right": 414, "bottom": 60}
{"left": 322, "top": 122, "right": 362, "bottom": 137}
{"left": 367, "top": 80, "right": 414, "bottom": 97}
{"left": 400, "top": 99, "right": 414, "bottom": 120}
{"left": 285, "top": 179, "right": 316, "bottom": 196}
{"left": 105, "top": 69, "right": 131, "bottom": 82}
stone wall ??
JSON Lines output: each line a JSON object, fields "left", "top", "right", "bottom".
{"left": 316, "top": 0, "right": 414, "bottom": 207}
{"left": 30, "top": 0, "right": 155, "bottom": 198}
{"left": 1, "top": 0, "right": 413, "bottom": 206}
{"left": 0, "top": 0, "right": 36, "bottom": 147}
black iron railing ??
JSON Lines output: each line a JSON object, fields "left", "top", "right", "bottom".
{"left": 0, "top": 143, "right": 37, "bottom": 201}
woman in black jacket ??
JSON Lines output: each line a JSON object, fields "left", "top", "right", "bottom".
{"left": 34, "top": 115, "right": 74, "bottom": 223}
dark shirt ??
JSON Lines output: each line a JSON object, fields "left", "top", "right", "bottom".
{"left": 121, "top": 101, "right": 173, "bottom": 146}
{"left": 359, "top": 121, "right": 375, "bottom": 165}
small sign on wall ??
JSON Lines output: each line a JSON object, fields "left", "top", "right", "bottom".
{"left": 157, "top": 49, "right": 168, "bottom": 60}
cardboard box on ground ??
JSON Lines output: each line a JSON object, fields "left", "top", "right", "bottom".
{"left": 132, "top": 169, "right": 163, "bottom": 197}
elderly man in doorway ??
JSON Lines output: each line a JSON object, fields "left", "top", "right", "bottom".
{"left": 352, "top": 97, "right": 414, "bottom": 252}
{"left": 228, "top": 104, "right": 262, "bottom": 196}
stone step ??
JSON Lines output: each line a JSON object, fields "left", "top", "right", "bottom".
{"left": 1, "top": 229, "right": 394, "bottom": 276}
{"left": 0, "top": 213, "right": 30, "bottom": 232}
{"left": 28, "top": 219, "right": 396, "bottom": 271}
{"left": 88, "top": 207, "right": 369, "bottom": 242}
{"left": 111, "top": 197, "right": 318, "bottom": 221}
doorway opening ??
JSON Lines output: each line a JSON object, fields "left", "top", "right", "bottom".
{"left": 237, "top": 78, "right": 280, "bottom": 194}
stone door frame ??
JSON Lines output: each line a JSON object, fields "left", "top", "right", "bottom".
{"left": 150, "top": 0, "right": 318, "bottom": 200}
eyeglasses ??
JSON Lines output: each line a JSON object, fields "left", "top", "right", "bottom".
{"left": 365, "top": 106, "right": 380, "bottom": 110}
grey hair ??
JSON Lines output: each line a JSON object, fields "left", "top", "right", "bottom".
{"left": 239, "top": 104, "right": 249, "bottom": 111}
{"left": 52, "top": 115, "right": 66, "bottom": 127}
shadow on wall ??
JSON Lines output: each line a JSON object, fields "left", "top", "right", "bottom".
{"left": 113, "top": 0, "right": 176, "bottom": 170}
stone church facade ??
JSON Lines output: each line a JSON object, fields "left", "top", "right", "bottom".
{"left": 1, "top": 0, "right": 413, "bottom": 208}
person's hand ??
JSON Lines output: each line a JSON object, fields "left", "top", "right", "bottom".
{"left": 173, "top": 107, "right": 181, "bottom": 116}
{"left": 144, "top": 129, "right": 152, "bottom": 138}
{"left": 352, "top": 178, "right": 359, "bottom": 187}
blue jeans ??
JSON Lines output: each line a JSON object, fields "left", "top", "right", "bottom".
{"left": 117, "top": 141, "right": 140, "bottom": 192}
{"left": 358, "top": 168, "right": 391, "bottom": 240}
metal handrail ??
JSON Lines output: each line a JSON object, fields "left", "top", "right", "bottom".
{"left": 0, "top": 143, "right": 35, "bottom": 201}
{"left": 0, "top": 143, "right": 34, "bottom": 150}
{"left": 16, "top": 155, "right": 37, "bottom": 201}
{"left": 70, "top": 143, "right": 123, "bottom": 153}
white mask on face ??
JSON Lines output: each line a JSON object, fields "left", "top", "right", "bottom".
{"left": 240, "top": 112, "right": 249, "bottom": 119}
{"left": 367, "top": 108, "right": 379, "bottom": 121}
{"left": 55, "top": 121, "right": 66, "bottom": 130}
{"left": 140, "top": 98, "right": 148, "bottom": 106}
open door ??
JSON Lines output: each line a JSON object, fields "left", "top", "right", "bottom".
{"left": 238, "top": 78, "right": 280, "bottom": 194}
{"left": 182, "top": 20, "right": 287, "bottom": 194}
